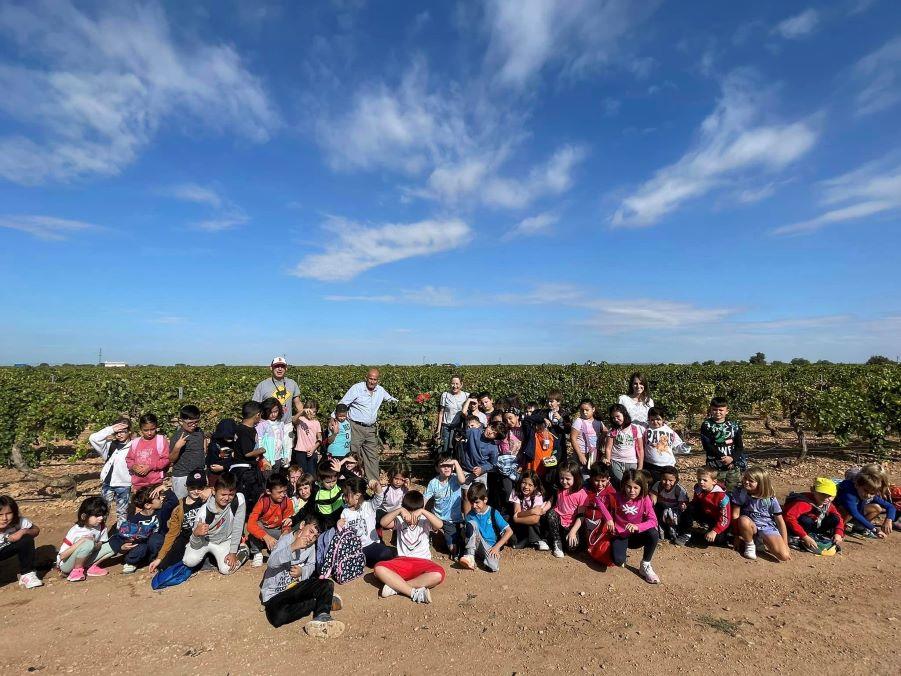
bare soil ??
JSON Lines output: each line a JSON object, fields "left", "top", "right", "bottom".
{"left": 1, "top": 426, "right": 899, "bottom": 675}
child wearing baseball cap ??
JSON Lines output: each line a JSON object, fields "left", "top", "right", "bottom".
{"left": 783, "top": 477, "right": 845, "bottom": 555}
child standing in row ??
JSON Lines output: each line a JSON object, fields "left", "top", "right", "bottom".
{"left": 644, "top": 408, "right": 684, "bottom": 483}
{"left": 126, "top": 413, "right": 170, "bottom": 491}
{"left": 326, "top": 404, "right": 351, "bottom": 458}
{"left": 604, "top": 404, "right": 644, "bottom": 485}
{"left": 89, "top": 417, "right": 134, "bottom": 526}
{"left": 423, "top": 455, "right": 466, "bottom": 559}
{"left": 570, "top": 399, "right": 606, "bottom": 473}
{"left": 0, "top": 496, "right": 42, "bottom": 588}
{"left": 700, "top": 397, "right": 745, "bottom": 491}
{"left": 732, "top": 467, "right": 791, "bottom": 562}
{"left": 169, "top": 405, "right": 206, "bottom": 499}
{"left": 293, "top": 400, "right": 322, "bottom": 476}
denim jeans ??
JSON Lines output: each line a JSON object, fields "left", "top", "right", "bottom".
{"left": 101, "top": 485, "right": 131, "bottom": 526}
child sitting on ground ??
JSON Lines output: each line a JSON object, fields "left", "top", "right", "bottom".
{"left": 149, "top": 471, "right": 211, "bottom": 573}
{"left": 56, "top": 496, "right": 112, "bottom": 582}
{"left": 303, "top": 460, "right": 344, "bottom": 531}
{"left": 607, "top": 469, "right": 660, "bottom": 584}
{"left": 651, "top": 466, "right": 690, "bottom": 545}
{"left": 126, "top": 413, "right": 170, "bottom": 491}
{"left": 509, "top": 470, "right": 549, "bottom": 551}
{"left": 260, "top": 516, "right": 346, "bottom": 638}
{"left": 644, "top": 408, "right": 685, "bottom": 483}
{"left": 836, "top": 464, "right": 896, "bottom": 538}
{"left": 732, "top": 466, "right": 791, "bottom": 562}
{"left": 89, "top": 417, "right": 134, "bottom": 525}
{"left": 376, "top": 490, "right": 445, "bottom": 603}
{"left": 459, "top": 482, "right": 513, "bottom": 572}
{"left": 423, "top": 454, "right": 467, "bottom": 559}
{"left": 700, "top": 397, "right": 745, "bottom": 491}
{"left": 332, "top": 453, "right": 365, "bottom": 482}
{"left": 248, "top": 474, "right": 294, "bottom": 567}
{"left": 784, "top": 477, "right": 845, "bottom": 554}
{"left": 291, "top": 471, "right": 315, "bottom": 516}
{"left": 382, "top": 459, "right": 411, "bottom": 514}
{"left": 681, "top": 466, "right": 733, "bottom": 547}
{"left": 0, "top": 495, "right": 42, "bottom": 588}
{"left": 340, "top": 476, "right": 394, "bottom": 567}
{"left": 105, "top": 485, "right": 165, "bottom": 573}
{"left": 546, "top": 460, "right": 588, "bottom": 558}
{"left": 183, "top": 473, "right": 249, "bottom": 575}
{"left": 584, "top": 462, "right": 617, "bottom": 535}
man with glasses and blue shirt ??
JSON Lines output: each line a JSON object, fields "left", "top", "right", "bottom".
{"left": 338, "top": 368, "right": 397, "bottom": 481}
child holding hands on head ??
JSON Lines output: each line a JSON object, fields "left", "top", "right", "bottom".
{"left": 375, "top": 491, "right": 445, "bottom": 603}
{"left": 89, "top": 417, "right": 134, "bottom": 525}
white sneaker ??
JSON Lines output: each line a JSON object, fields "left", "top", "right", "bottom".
{"left": 251, "top": 553, "right": 264, "bottom": 568}
{"left": 552, "top": 547, "right": 564, "bottom": 558}
{"left": 380, "top": 584, "right": 398, "bottom": 598}
{"left": 640, "top": 560, "right": 660, "bottom": 584}
{"left": 18, "top": 572, "right": 43, "bottom": 589}
{"left": 411, "top": 587, "right": 431, "bottom": 604}
{"left": 536, "top": 540, "right": 550, "bottom": 551}
{"left": 742, "top": 541, "right": 757, "bottom": 560}
{"left": 121, "top": 563, "right": 137, "bottom": 574}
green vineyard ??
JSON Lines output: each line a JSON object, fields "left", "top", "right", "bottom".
{"left": 1, "top": 363, "right": 899, "bottom": 464}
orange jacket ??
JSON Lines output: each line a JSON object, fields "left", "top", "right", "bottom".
{"left": 247, "top": 495, "right": 293, "bottom": 539}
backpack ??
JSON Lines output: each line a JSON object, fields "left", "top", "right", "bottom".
{"left": 318, "top": 524, "right": 366, "bottom": 585}
{"left": 150, "top": 561, "right": 194, "bottom": 590}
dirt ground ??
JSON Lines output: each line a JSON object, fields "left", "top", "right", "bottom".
{"left": 1, "top": 444, "right": 899, "bottom": 675}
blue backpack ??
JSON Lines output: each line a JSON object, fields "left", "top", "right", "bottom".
{"left": 150, "top": 562, "right": 194, "bottom": 591}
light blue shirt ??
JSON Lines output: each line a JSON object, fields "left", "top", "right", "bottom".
{"left": 339, "top": 382, "right": 397, "bottom": 426}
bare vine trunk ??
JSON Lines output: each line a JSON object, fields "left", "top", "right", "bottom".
{"left": 9, "top": 444, "right": 77, "bottom": 499}
{"left": 763, "top": 413, "right": 781, "bottom": 438}
{"left": 796, "top": 428, "right": 808, "bottom": 460}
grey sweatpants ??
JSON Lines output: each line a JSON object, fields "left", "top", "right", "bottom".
{"left": 464, "top": 524, "right": 501, "bottom": 572}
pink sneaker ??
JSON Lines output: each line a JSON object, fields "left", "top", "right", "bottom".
{"left": 67, "top": 567, "right": 86, "bottom": 582}
{"left": 86, "top": 564, "right": 108, "bottom": 577}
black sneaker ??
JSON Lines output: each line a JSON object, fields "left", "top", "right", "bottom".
{"left": 674, "top": 533, "right": 691, "bottom": 547}
{"left": 513, "top": 538, "right": 529, "bottom": 550}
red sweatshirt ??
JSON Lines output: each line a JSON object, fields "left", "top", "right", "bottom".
{"left": 246, "top": 495, "right": 293, "bottom": 539}
{"left": 691, "top": 484, "right": 732, "bottom": 534}
{"left": 783, "top": 493, "right": 845, "bottom": 538}
{"left": 584, "top": 484, "right": 617, "bottom": 522}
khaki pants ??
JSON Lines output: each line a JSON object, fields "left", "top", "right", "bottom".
{"left": 351, "top": 420, "right": 380, "bottom": 481}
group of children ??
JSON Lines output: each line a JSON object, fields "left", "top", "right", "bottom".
{"left": 0, "top": 394, "right": 898, "bottom": 640}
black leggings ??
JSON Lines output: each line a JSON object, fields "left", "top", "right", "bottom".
{"left": 0, "top": 534, "right": 36, "bottom": 571}
{"left": 611, "top": 529, "right": 659, "bottom": 566}
{"left": 362, "top": 541, "right": 395, "bottom": 568}
{"left": 264, "top": 578, "right": 334, "bottom": 627}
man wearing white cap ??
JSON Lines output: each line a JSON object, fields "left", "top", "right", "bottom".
{"left": 252, "top": 357, "right": 302, "bottom": 424}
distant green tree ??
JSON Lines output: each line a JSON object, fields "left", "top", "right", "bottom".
{"left": 790, "top": 357, "right": 811, "bottom": 366}
{"left": 749, "top": 352, "right": 767, "bottom": 365}
{"left": 866, "top": 355, "right": 895, "bottom": 365}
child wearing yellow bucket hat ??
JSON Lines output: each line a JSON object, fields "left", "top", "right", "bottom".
{"left": 783, "top": 478, "right": 845, "bottom": 554}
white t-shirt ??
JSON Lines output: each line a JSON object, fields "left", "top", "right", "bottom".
{"left": 440, "top": 390, "right": 469, "bottom": 426}
{"left": 340, "top": 492, "right": 383, "bottom": 548}
{"left": 571, "top": 418, "right": 603, "bottom": 465}
{"left": 56, "top": 524, "right": 107, "bottom": 564}
{"left": 394, "top": 514, "right": 433, "bottom": 560}
{"left": 618, "top": 394, "right": 654, "bottom": 427}
{"left": 645, "top": 424, "right": 682, "bottom": 466}
{"left": 0, "top": 516, "right": 32, "bottom": 550}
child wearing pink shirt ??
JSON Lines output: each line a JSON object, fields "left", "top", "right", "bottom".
{"left": 604, "top": 468, "right": 660, "bottom": 584}
{"left": 546, "top": 461, "right": 588, "bottom": 559}
{"left": 125, "top": 413, "right": 170, "bottom": 490}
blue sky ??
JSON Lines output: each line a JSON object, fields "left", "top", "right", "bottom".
{"left": 1, "top": 0, "right": 900, "bottom": 365}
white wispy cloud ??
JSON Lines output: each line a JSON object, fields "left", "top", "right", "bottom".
{"left": 164, "top": 183, "right": 223, "bottom": 208}
{"left": 293, "top": 217, "right": 472, "bottom": 281}
{"left": 0, "top": 1, "right": 279, "bottom": 185}
{"left": 316, "top": 61, "right": 586, "bottom": 210}
{"left": 612, "top": 71, "right": 817, "bottom": 227}
{"left": 0, "top": 214, "right": 98, "bottom": 240}
{"left": 853, "top": 36, "right": 901, "bottom": 116}
{"left": 772, "top": 156, "right": 901, "bottom": 235}
{"left": 325, "top": 286, "right": 460, "bottom": 306}
{"left": 772, "top": 9, "right": 820, "bottom": 40}
{"left": 482, "top": 0, "right": 661, "bottom": 88}
{"left": 737, "top": 315, "right": 851, "bottom": 332}
{"left": 506, "top": 211, "right": 560, "bottom": 238}
{"left": 578, "top": 299, "right": 736, "bottom": 333}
